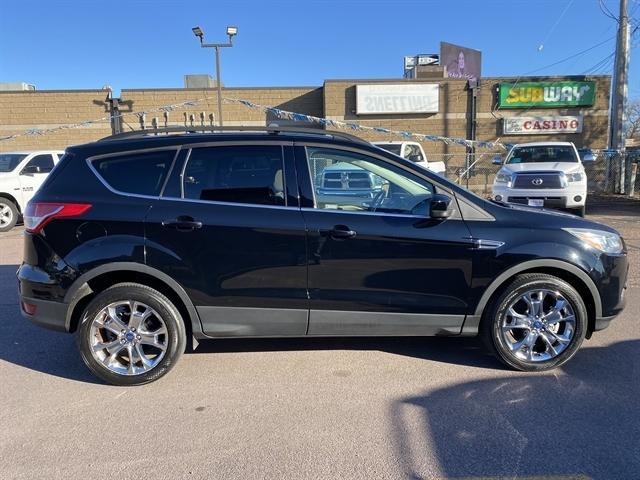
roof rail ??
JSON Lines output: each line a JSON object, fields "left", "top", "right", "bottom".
{"left": 98, "top": 125, "right": 369, "bottom": 145}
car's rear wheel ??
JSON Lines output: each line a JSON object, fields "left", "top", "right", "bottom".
{"left": 77, "top": 283, "right": 186, "bottom": 386}
{"left": 0, "top": 199, "right": 18, "bottom": 232}
{"left": 481, "top": 273, "right": 587, "bottom": 371}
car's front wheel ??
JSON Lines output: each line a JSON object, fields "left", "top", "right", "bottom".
{"left": 481, "top": 273, "right": 587, "bottom": 371}
{"left": 77, "top": 283, "right": 186, "bottom": 386}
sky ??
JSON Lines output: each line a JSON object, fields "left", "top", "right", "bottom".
{"left": 0, "top": 0, "right": 639, "bottom": 99}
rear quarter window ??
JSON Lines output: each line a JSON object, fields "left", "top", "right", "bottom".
{"left": 92, "top": 150, "right": 176, "bottom": 196}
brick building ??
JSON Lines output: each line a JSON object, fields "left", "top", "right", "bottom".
{"left": 0, "top": 74, "right": 610, "bottom": 159}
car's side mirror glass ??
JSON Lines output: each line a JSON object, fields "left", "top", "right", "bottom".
{"left": 582, "top": 153, "right": 596, "bottom": 162}
{"left": 408, "top": 154, "right": 422, "bottom": 162}
{"left": 429, "top": 193, "right": 453, "bottom": 219}
{"left": 492, "top": 155, "right": 503, "bottom": 165}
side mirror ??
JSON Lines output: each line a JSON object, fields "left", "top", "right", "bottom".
{"left": 582, "top": 153, "right": 596, "bottom": 162}
{"left": 492, "top": 155, "right": 503, "bottom": 165}
{"left": 430, "top": 193, "right": 453, "bottom": 219}
{"left": 408, "top": 154, "right": 422, "bottom": 162}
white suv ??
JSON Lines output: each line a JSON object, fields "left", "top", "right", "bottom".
{"left": 0, "top": 151, "right": 64, "bottom": 232}
{"left": 491, "top": 142, "right": 593, "bottom": 217}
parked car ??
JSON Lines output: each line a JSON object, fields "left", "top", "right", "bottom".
{"left": 18, "top": 128, "right": 627, "bottom": 385}
{"left": 491, "top": 142, "right": 593, "bottom": 217}
{"left": 373, "top": 141, "right": 446, "bottom": 174}
{"left": 0, "top": 150, "right": 64, "bottom": 232}
{"left": 315, "top": 161, "right": 386, "bottom": 209}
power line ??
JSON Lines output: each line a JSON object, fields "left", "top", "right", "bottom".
{"left": 524, "top": 36, "right": 616, "bottom": 75}
{"left": 599, "top": 0, "right": 619, "bottom": 21}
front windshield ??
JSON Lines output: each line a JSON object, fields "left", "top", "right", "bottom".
{"left": 0, "top": 154, "right": 27, "bottom": 173}
{"left": 375, "top": 144, "right": 402, "bottom": 155}
{"left": 506, "top": 146, "right": 577, "bottom": 164}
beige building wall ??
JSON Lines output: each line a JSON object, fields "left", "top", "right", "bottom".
{"left": 0, "top": 76, "right": 609, "bottom": 163}
{"left": 0, "top": 90, "right": 112, "bottom": 151}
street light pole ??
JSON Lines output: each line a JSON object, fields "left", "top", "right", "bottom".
{"left": 192, "top": 26, "right": 237, "bottom": 127}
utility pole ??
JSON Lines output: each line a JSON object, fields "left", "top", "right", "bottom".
{"left": 609, "top": 0, "right": 631, "bottom": 194}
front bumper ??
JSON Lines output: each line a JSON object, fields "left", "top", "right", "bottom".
{"left": 492, "top": 184, "right": 586, "bottom": 208}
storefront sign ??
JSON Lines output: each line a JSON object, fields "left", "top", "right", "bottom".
{"left": 499, "top": 81, "right": 596, "bottom": 108}
{"left": 356, "top": 84, "right": 439, "bottom": 114}
{"left": 503, "top": 115, "right": 583, "bottom": 135}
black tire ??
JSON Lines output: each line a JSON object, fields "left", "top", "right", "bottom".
{"left": 0, "top": 198, "right": 18, "bottom": 232}
{"left": 480, "top": 273, "right": 587, "bottom": 371}
{"left": 576, "top": 205, "right": 586, "bottom": 217}
{"left": 77, "top": 282, "right": 186, "bottom": 386}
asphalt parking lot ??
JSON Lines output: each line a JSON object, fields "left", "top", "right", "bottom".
{"left": 0, "top": 199, "right": 638, "bottom": 480}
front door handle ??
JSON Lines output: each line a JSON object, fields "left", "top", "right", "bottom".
{"left": 324, "top": 225, "right": 357, "bottom": 240}
{"left": 162, "top": 216, "right": 203, "bottom": 232}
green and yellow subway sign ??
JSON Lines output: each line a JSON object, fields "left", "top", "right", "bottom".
{"left": 499, "top": 81, "right": 596, "bottom": 108}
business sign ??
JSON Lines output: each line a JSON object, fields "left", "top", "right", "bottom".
{"left": 356, "top": 84, "right": 439, "bottom": 114}
{"left": 440, "top": 42, "right": 481, "bottom": 82}
{"left": 499, "top": 81, "right": 596, "bottom": 108}
{"left": 503, "top": 115, "right": 584, "bottom": 135}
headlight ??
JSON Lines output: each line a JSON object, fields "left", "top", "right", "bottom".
{"left": 495, "top": 172, "right": 511, "bottom": 184}
{"left": 563, "top": 228, "right": 624, "bottom": 254}
{"left": 566, "top": 172, "right": 583, "bottom": 182}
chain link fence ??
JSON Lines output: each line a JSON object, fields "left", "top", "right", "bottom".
{"left": 432, "top": 151, "right": 640, "bottom": 198}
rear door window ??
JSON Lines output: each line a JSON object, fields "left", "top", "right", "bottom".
{"left": 92, "top": 150, "right": 175, "bottom": 196}
{"left": 181, "top": 145, "right": 286, "bottom": 206}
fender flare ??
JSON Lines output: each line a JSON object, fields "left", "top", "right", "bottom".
{"left": 63, "top": 262, "right": 203, "bottom": 336}
{"left": 461, "top": 259, "right": 601, "bottom": 335}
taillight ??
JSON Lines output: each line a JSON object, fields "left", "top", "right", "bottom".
{"left": 24, "top": 202, "right": 92, "bottom": 234}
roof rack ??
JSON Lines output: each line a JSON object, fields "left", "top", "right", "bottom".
{"left": 98, "top": 125, "right": 369, "bottom": 145}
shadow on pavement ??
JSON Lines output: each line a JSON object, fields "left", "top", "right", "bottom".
{"left": 0, "top": 265, "right": 101, "bottom": 384}
{"left": 192, "top": 335, "right": 506, "bottom": 370}
{"left": 390, "top": 339, "right": 640, "bottom": 479}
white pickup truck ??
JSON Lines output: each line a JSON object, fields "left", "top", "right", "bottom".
{"left": 373, "top": 141, "right": 446, "bottom": 174}
{"left": 0, "top": 151, "right": 64, "bottom": 232}
{"left": 491, "top": 142, "right": 594, "bottom": 217}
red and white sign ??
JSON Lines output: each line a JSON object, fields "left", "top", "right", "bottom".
{"left": 503, "top": 115, "right": 583, "bottom": 135}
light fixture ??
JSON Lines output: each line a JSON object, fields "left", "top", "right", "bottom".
{"left": 192, "top": 26, "right": 204, "bottom": 39}
{"left": 226, "top": 26, "right": 238, "bottom": 37}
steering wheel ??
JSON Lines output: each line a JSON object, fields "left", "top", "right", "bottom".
{"left": 370, "top": 189, "right": 386, "bottom": 212}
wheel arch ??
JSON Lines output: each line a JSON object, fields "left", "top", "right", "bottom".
{"left": 462, "top": 259, "right": 601, "bottom": 337}
{"left": 0, "top": 192, "right": 21, "bottom": 213}
{"left": 64, "top": 262, "right": 203, "bottom": 348}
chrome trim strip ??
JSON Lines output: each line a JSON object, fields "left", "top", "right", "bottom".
{"left": 300, "top": 207, "right": 429, "bottom": 220}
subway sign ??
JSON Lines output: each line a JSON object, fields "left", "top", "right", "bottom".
{"left": 499, "top": 81, "right": 596, "bottom": 108}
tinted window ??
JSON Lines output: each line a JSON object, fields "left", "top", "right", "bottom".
{"left": 308, "top": 147, "right": 433, "bottom": 215}
{"left": 375, "top": 144, "right": 402, "bottom": 155}
{"left": 182, "top": 146, "right": 285, "bottom": 206}
{"left": 0, "top": 154, "right": 26, "bottom": 172}
{"left": 25, "top": 154, "right": 55, "bottom": 173}
{"left": 507, "top": 146, "right": 578, "bottom": 164}
{"left": 93, "top": 150, "right": 175, "bottom": 196}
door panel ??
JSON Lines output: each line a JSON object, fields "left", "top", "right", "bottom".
{"left": 297, "top": 144, "right": 474, "bottom": 335}
{"left": 145, "top": 144, "right": 309, "bottom": 337}
{"left": 304, "top": 210, "right": 473, "bottom": 314}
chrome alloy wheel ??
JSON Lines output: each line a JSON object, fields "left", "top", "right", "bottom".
{"left": 500, "top": 289, "right": 576, "bottom": 363}
{"left": 0, "top": 203, "right": 13, "bottom": 228}
{"left": 89, "top": 300, "right": 168, "bottom": 376}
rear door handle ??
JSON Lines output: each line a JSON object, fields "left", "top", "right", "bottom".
{"left": 323, "top": 225, "right": 357, "bottom": 240}
{"left": 161, "top": 216, "right": 203, "bottom": 232}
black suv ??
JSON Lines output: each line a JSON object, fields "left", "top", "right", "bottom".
{"left": 18, "top": 127, "right": 628, "bottom": 385}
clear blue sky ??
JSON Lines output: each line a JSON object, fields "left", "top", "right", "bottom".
{"left": 0, "top": 0, "right": 638, "bottom": 99}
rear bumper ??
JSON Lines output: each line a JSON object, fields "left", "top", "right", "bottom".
{"left": 19, "top": 295, "right": 69, "bottom": 332}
